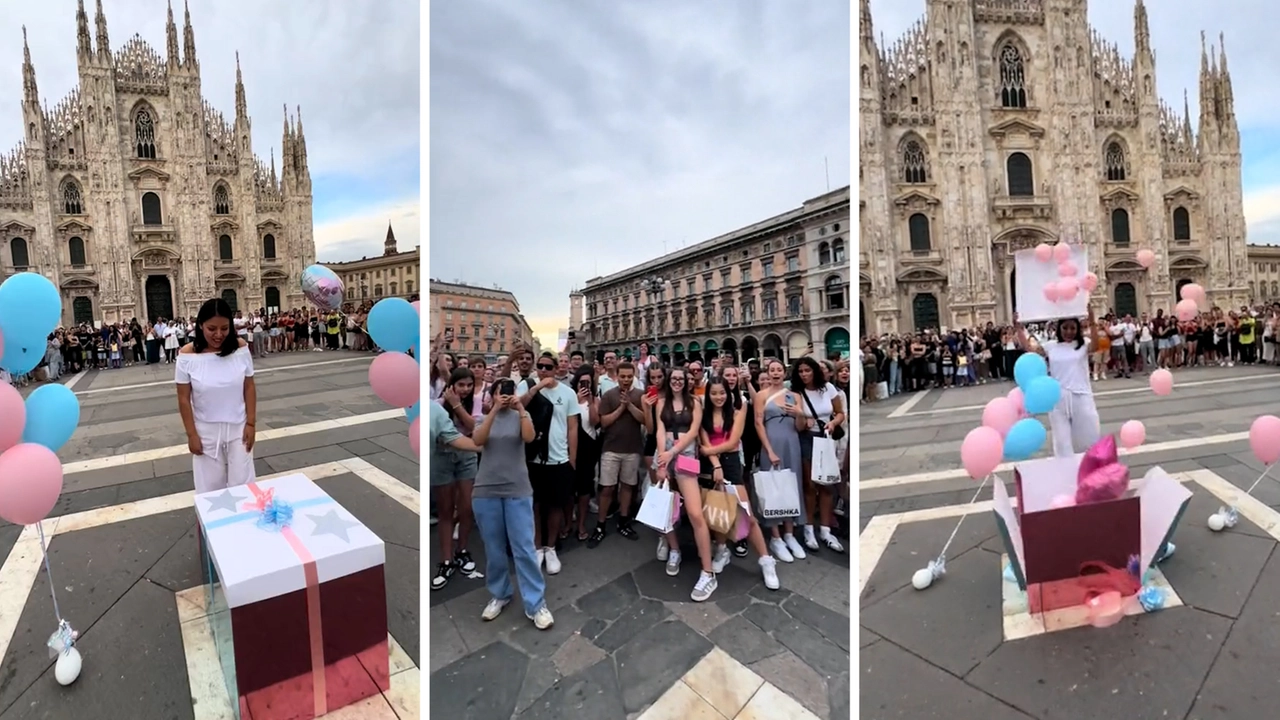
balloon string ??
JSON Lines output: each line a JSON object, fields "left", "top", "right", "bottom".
{"left": 35, "top": 521, "right": 63, "bottom": 624}
{"left": 1243, "top": 463, "right": 1275, "bottom": 497}
{"left": 939, "top": 472, "right": 993, "bottom": 560}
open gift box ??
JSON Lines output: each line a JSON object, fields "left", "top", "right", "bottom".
{"left": 992, "top": 455, "right": 1191, "bottom": 614}
{"left": 196, "top": 474, "right": 390, "bottom": 719}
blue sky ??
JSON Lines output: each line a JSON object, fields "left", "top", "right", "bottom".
{"left": 0, "top": 0, "right": 420, "bottom": 264}
{"left": 868, "top": 0, "right": 1280, "bottom": 245}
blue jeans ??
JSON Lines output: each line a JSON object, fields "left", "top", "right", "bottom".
{"left": 471, "top": 496, "right": 546, "bottom": 616}
{"left": 888, "top": 360, "right": 901, "bottom": 395}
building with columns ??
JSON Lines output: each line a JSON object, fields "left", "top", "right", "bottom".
{"left": 858, "top": 0, "right": 1250, "bottom": 335}
{"left": 322, "top": 224, "right": 419, "bottom": 307}
{"left": 579, "top": 187, "right": 851, "bottom": 364}
{"left": 428, "top": 280, "right": 535, "bottom": 363}
{"left": 0, "top": 0, "right": 315, "bottom": 326}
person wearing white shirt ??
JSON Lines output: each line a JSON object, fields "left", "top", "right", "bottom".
{"left": 1018, "top": 311, "right": 1100, "bottom": 456}
{"left": 1109, "top": 317, "right": 1136, "bottom": 378}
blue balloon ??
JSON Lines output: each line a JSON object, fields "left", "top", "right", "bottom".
{"left": 0, "top": 333, "right": 44, "bottom": 375}
{"left": 22, "top": 383, "right": 81, "bottom": 452}
{"left": 405, "top": 401, "right": 420, "bottom": 424}
{"left": 1023, "top": 376, "right": 1062, "bottom": 415}
{"left": 367, "top": 298, "right": 419, "bottom": 353}
{"left": 1003, "top": 418, "right": 1047, "bottom": 461}
{"left": 1013, "top": 353, "right": 1048, "bottom": 388}
{"left": 0, "top": 272, "right": 62, "bottom": 342}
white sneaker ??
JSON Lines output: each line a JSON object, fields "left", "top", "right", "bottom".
{"left": 784, "top": 533, "right": 806, "bottom": 559}
{"left": 656, "top": 538, "right": 670, "bottom": 562}
{"left": 544, "top": 548, "right": 561, "bottom": 575}
{"left": 527, "top": 606, "right": 554, "bottom": 630}
{"left": 691, "top": 571, "right": 718, "bottom": 602}
{"left": 536, "top": 548, "right": 545, "bottom": 569}
{"left": 711, "top": 544, "right": 731, "bottom": 574}
{"left": 481, "top": 598, "right": 510, "bottom": 621}
{"left": 666, "top": 549, "right": 682, "bottom": 576}
{"left": 803, "top": 526, "right": 820, "bottom": 551}
{"left": 769, "top": 537, "right": 794, "bottom": 563}
{"left": 759, "top": 556, "right": 780, "bottom": 590}
{"left": 820, "top": 528, "right": 845, "bottom": 553}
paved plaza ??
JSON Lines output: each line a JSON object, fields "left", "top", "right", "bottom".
{"left": 0, "top": 351, "right": 420, "bottom": 719}
{"left": 429, "top": 488, "right": 851, "bottom": 719}
{"left": 859, "top": 365, "right": 1280, "bottom": 719}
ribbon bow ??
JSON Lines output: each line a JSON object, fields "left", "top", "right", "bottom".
{"left": 250, "top": 488, "right": 295, "bottom": 531}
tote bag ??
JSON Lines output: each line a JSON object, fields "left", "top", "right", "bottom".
{"left": 811, "top": 436, "right": 842, "bottom": 485}
{"left": 636, "top": 484, "right": 682, "bottom": 534}
{"left": 752, "top": 469, "right": 802, "bottom": 520}
{"left": 699, "top": 486, "right": 739, "bottom": 536}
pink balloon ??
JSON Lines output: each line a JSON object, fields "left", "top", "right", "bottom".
{"left": 0, "top": 444, "right": 63, "bottom": 525}
{"left": 1181, "top": 283, "right": 1206, "bottom": 304}
{"left": 1053, "top": 243, "right": 1072, "bottom": 263}
{"left": 1136, "top": 249, "right": 1156, "bottom": 268}
{"left": 368, "top": 352, "right": 421, "bottom": 408}
{"left": 1149, "top": 368, "right": 1174, "bottom": 396}
{"left": 982, "top": 397, "right": 1020, "bottom": 437}
{"left": 0, "top": 384, "right": 25, "bottom": 453}
{"left": 1058, "top": 277, "right": 1080, "bottom": 301}
{"left": 1057, "top": 262, "right": 1078, "bottom": 278}
{"left": 1087, "top": 591, "right": 1126, "bottom": 628}
{"left": 1007, "top": 387, "right": 1027, "bottom": 417}
{"left": 1250, "top": 415, "right": 1280, "bottom": 465}
{"left": 1081, "top": 272, "right": 1099, "bottom": 292}
{"left": 411, "top": 300, "right": 421, "bottom": 314}
{"left": 1034, "top": 243, "right": 1053, "bottom": 262}
{"left": 1175, "top": 299, "right": 1198, "bottom": 322}
{"left": 961, "top": 426, "right": 1004, "bottom": 480}
{"left": 1119, "top": 420, "right": 1146, "bottom": 449}
{"left": 408, "top": 417, "right": 421, "bottom": 457}
{"left": 1043, "top": 283, "right": 1060, "bottom": 302}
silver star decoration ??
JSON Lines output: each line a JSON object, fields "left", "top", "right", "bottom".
{"left": 203, "top": 489, "right": 244, "bottom": 514}
{"left": 306, "top": 510, "right": 361, "bottom": 543}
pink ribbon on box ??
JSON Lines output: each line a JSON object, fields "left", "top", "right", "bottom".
{"left": 246, "top": 482, "right": 328, "bottom": 716}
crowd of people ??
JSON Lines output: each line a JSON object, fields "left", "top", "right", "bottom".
{"left": 429, "top": 338, "right": 853, "bottom": 629}
{"left": 859, "top": 303, "right": 1280, "bottom": 402}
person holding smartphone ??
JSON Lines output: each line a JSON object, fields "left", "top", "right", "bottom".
{"left": 571, "top": 366, "right": 601, "bottom": 542}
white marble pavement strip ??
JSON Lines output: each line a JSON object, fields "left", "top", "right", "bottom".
{"left": 62, "top": 408, "right": 406, "bottom": 475}
{"left": 72, "top": 356, "right": 372, "bottom": 397}
{"left": 0, "top": 460, "right": 420, "bottom": 682}
{"left": 637, "top": 647, "right": 820, "bottom": 720}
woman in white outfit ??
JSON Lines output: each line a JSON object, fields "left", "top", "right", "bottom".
{"left": 175, "top": 298, "right": 258, "bottom": 493}
{"left": 1016, "top": 310, "right": 1100, "bottom": 457}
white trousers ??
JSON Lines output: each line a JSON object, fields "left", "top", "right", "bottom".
{"left": 1049, "top": 391, "right": 1101, "bottom": 457}
{"left": 192, "top": 421, "right": 257, "bottom": 494}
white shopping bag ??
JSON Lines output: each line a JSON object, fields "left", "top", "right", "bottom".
{"left": 636, "top": 483, "right": 681, "bottom": 533}
{"left": 752, "top": 469, "right": 802, "bottom": 520}
{"left": 811, "top": 436, "right": 842, "bottom": 485}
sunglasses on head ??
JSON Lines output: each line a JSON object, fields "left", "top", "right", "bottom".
{"left": 537, "top": 363, "right": 555, "bottom": 370}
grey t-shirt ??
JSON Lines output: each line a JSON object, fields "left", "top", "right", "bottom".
{"left": 473, "top": 410, "right": 533, "bottom": 498}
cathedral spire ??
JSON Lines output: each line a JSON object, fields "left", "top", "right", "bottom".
{"left": 75, "top": 0, "right": 92, "bottom": 61}
{"left": 860, "top": 0, "right": 873, "bottom": 43}
{"left": 166, "top": 1, "right": 180, "bottom": 66}
{"left": 182, "top": 0, "right": 198, "bottom": 70}
{"left": 1219, "top": 32, "right": 1236, "bottom": 126}
{"left": 1133, "top": 0, "right": 1150, "bottom": 59}
{"left": 21, "top": 26, "right": 39, "bottom": 104}
{"left": 384, "top": 223, "right": 397, "bottom": 256}
{"left": 94, "top": 0, "right": 110, "bottom": 61}
{"left": 1183, "top": 89, "right": 1193, "bottom": 141}
{"left": 235, "top": 51, "right": 247, "bottom": 119}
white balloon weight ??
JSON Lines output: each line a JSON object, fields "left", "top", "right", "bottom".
{"left": 54, "top": 647, "right": 81, "bottom": 686}
{"left": 911, "top": 568, "right": 934, "bottom": 590}
{"left": 1207, "top": 513, "right": 1226, "bottom": 532}
{"left": 300, "top": 265, "right": 345, "bottom": 311}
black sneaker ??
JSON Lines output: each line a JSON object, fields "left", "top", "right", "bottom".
{"left": 587, "top": 526, "right": 606, "bottom": 548}
{"left": 430, "top": 561, "right": 455, "bottom": 591}
{"left": 617, "top": 518, "right": 639, "bottom": 540}
{"left": 732, "top": 540, "right": 749, "bottom": 558}
{"left": 455, "top": 549, "right": 476, "bottom": 574}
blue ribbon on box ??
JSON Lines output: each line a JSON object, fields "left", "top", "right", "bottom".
{"left": 204, "top": 496, "right": 334, "bottom": 531}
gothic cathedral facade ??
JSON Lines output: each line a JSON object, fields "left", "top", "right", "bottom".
{"left": 858, "top": 0, "right": 1248, "bottom": 334}
{"left": 0, "top": 1, "right": 316, "bottom": 327}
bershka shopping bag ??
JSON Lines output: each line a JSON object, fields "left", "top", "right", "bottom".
{"left": 637, "top": 484, "right": 682, "bottom": 533}
{"left": 700, "top": 486, "right": 739, "bottom": 535}
{"left": 811, "top": 436, "right": 842, "bottom": 485}
{"left": 752, "top": 469, "right": 802, "bottom": 519}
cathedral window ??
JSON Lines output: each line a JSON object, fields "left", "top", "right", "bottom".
{"left": 1006, "top": 153, "right": 1034, "bottom": 196}
{"left": 1172, "top": 207, "right": 1191, "bottom": 241}
{"left": 141, "top": 192, "right": 163, "bottom": 225}
{"left": 1111, "top": 209, "right": 1131, "bottom": 246}
{"left": 902, "top": 140, "right": 928, "bottom": 183}
{"left": 908, "top": 213, "right": 932, "bottom": 253}
{"left": 9, "top": 238, "right": 29, "bottom": 269}
{"left": 999, "top": 44, "right": 1028, "bottom": 108}
{"left": 62, "top": 178, "right": 84, "bottom": 215}
{"left": 68, "top": 237, "right": 86, "bottom": 266}
{"left": 135, "top": 110, "right": 157, "bottom": 159}
{"left": 1104, "top": 142, "right": 1127, "bottom": 182}
{"left": 219, "top": 234, "right": 234, "bottom": 261}
{"left": 213, "top": 185, "right": 231, "bottom": 215}
{"left": 263, "top": 234, "right": 277, "bottom": 259}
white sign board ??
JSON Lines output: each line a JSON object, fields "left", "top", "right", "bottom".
{"left": 1014, "top": 246, "right": 1089, "bottom": 322}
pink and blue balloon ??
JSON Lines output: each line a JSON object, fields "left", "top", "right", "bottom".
{"left": 405, "top": 401, "right": 420, "bottom": 424}
{"left": 369, "top": 352, "right": 420, "bottom": 408}
{"left": 981, "top": 397, "right": 1020, "bottom": 437}
{"left": 1023, "top": 376, "right": 1062, "bottom": 415}
{"left": 22, "top": 384, "right": 81, "bottom": 452}
{"left": 961, "top": 426, "right": 1004, "bottom": 479}
{"left": 0, "top": 443, "right": 63, "bottom": 526}
{"left": 1013, "top": 353, "right": 1047, "bottom": 387}
{"left": 300, "top": 265, "right": 345, "bottom": 311}
{"left": 1003, "top": 418, "right": 1047, "bottom": 461}
{"left": 367, "top": 298, "right": 419, "bottom": 354}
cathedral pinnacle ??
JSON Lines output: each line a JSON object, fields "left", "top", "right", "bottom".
{"left": 384, "top": 223, "right": 397, "bottom": 256}
{"left": 21, "top": 26, "right": 38, "bottom": 101}
{"left": 182, "top": 0, "right": 197, "bottom": 70}
{"left": 94, "top": 0, "right": 110, "bottom": 61}
{"left": 75, "top": 0, "right": 92, "bottom": 60}
{"left": 166, "top": 0, "right": 180, "bottom": 66}
{"left": 235, "top": 51, "right": 247, "bottom": 118}
{"left": 1133, "top": 0, "right": 1150, "bottom": 57}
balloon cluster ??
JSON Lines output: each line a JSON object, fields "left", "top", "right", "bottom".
{"left": 365, "top": 298, "right": 422, "bottom": 457}
{"left": 961, "top": 354, "right": 1061, "bottom": 479}
{"left": 0, "top": 272, "right": 82, "bottom": 685}
{"left": 1034, "top": 242, "right": 1097, "bottom": 304}
{"left": 1174, "top": 282, "right": 1206, "bottom": 322}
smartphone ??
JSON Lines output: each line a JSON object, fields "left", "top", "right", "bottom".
{"left": 496, "top": 379, "right": 516, "bottom": 396}
{"left": 646, "top": 384, "right": 659, "bottom": 398}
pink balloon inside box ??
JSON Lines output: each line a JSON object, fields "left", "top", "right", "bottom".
{"left": 992, "top": 453, "right": 1191, "bottom": 616}
{"left": 195, "top": 473, "right": 390, "bottom": 719}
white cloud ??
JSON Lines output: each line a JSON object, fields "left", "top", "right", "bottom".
{"left": 314, "top": 198, "right": 420, "bottom": 263}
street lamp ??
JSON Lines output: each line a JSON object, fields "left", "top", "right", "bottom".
{"left": 640, "top": 275, "right": 666, "bottom": 360}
